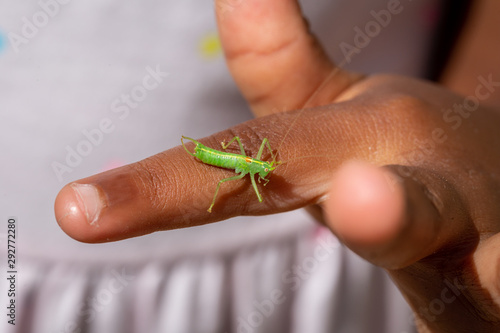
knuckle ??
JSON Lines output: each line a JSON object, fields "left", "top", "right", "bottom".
{"left": 389, "top": 93, "right": 429, "bottom": 110}
{"left": 225, "top": 33, "right": 301, "bottom": 62}
{"left": 373, "top": 93, "right": 432, "bottom": 120}
{"left": 364, "top": 93, "right": 442, "bottom": 153}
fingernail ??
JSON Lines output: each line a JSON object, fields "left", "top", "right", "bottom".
{"left": 71, "top": 183, "right": 104, "bottom": 225}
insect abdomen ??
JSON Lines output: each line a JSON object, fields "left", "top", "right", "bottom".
{"left": 195, "top": 145, "right": 242, "bottom": 170}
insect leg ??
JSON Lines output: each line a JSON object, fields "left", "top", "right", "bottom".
{"left": 221, "top": 136, "right": 246, "bottom": 155}
{"left": 250, "top": 173, "right": 263, "bottom": 202}
{"left": 256, "top": 138, "right": 267, "bottom": 160}
{"left": 256, "top": 138, "right": 276, "bottom": 163}
{"left": 265, "top": 141, "right": 276, "bottom": 164}
{"left": 208, "top": 172, "right": 246, "bottom": 213}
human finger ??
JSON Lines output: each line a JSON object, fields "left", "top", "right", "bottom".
{"left": 324, "top": 161, "right": 472, "bottom": 270}
{"left": 54, "top": 104, "right": 379, "bottom": 243}
{"left": 215, "top": 0, "right": 361, "bottom": 116}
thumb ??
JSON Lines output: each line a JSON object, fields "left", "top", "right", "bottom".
{"left": 473, "top": 233, "right": 500, "bottom": 321}
{"left": 215, "top": 0, "right": 360, "bottom": 115}
{"left": 324, "top": 161, "right": 472, "bottom": 270}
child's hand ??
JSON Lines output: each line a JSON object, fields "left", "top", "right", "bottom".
{"left": 55, "top": 0, "right": 500, "bottom": 330}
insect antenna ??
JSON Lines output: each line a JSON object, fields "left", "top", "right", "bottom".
{"left": 181, "top": 135, "right": 197, "bottom": 157}
{"left": 277, "top": 154, "right": 337, "bottom": 165}
{"left": 272, "top": 66, "right": 346, "bottom": 166}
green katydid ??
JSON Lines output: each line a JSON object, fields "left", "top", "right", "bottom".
{"left": 181, "top": 136, "right": 278, "bottom": 212}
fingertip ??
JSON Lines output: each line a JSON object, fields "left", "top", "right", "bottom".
{"left": 54, "top": 183, "right": 103, "bottom": 243}
{"left": 474, "top": 233, "right": 500, "bottom": 312}
{"left": 325, "top": 161, "right": 463, "bottom": 269}
{"left": 325, "top": 161, "right": 406, "bottom": 248}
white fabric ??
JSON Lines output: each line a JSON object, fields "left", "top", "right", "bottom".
{"left": 0, "top": 0, "right": 439, "bottom": 331}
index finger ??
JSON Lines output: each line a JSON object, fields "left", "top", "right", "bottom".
{"left": 54, "top": 105, "right": 360, "bottom": 243}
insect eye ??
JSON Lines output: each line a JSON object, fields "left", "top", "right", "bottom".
{"left": 265, "top": 168, "right": 268, "bottom": 172}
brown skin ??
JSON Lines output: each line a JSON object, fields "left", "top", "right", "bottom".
{"left": 55, "top": 0, "right": 500, "bottom": 331}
